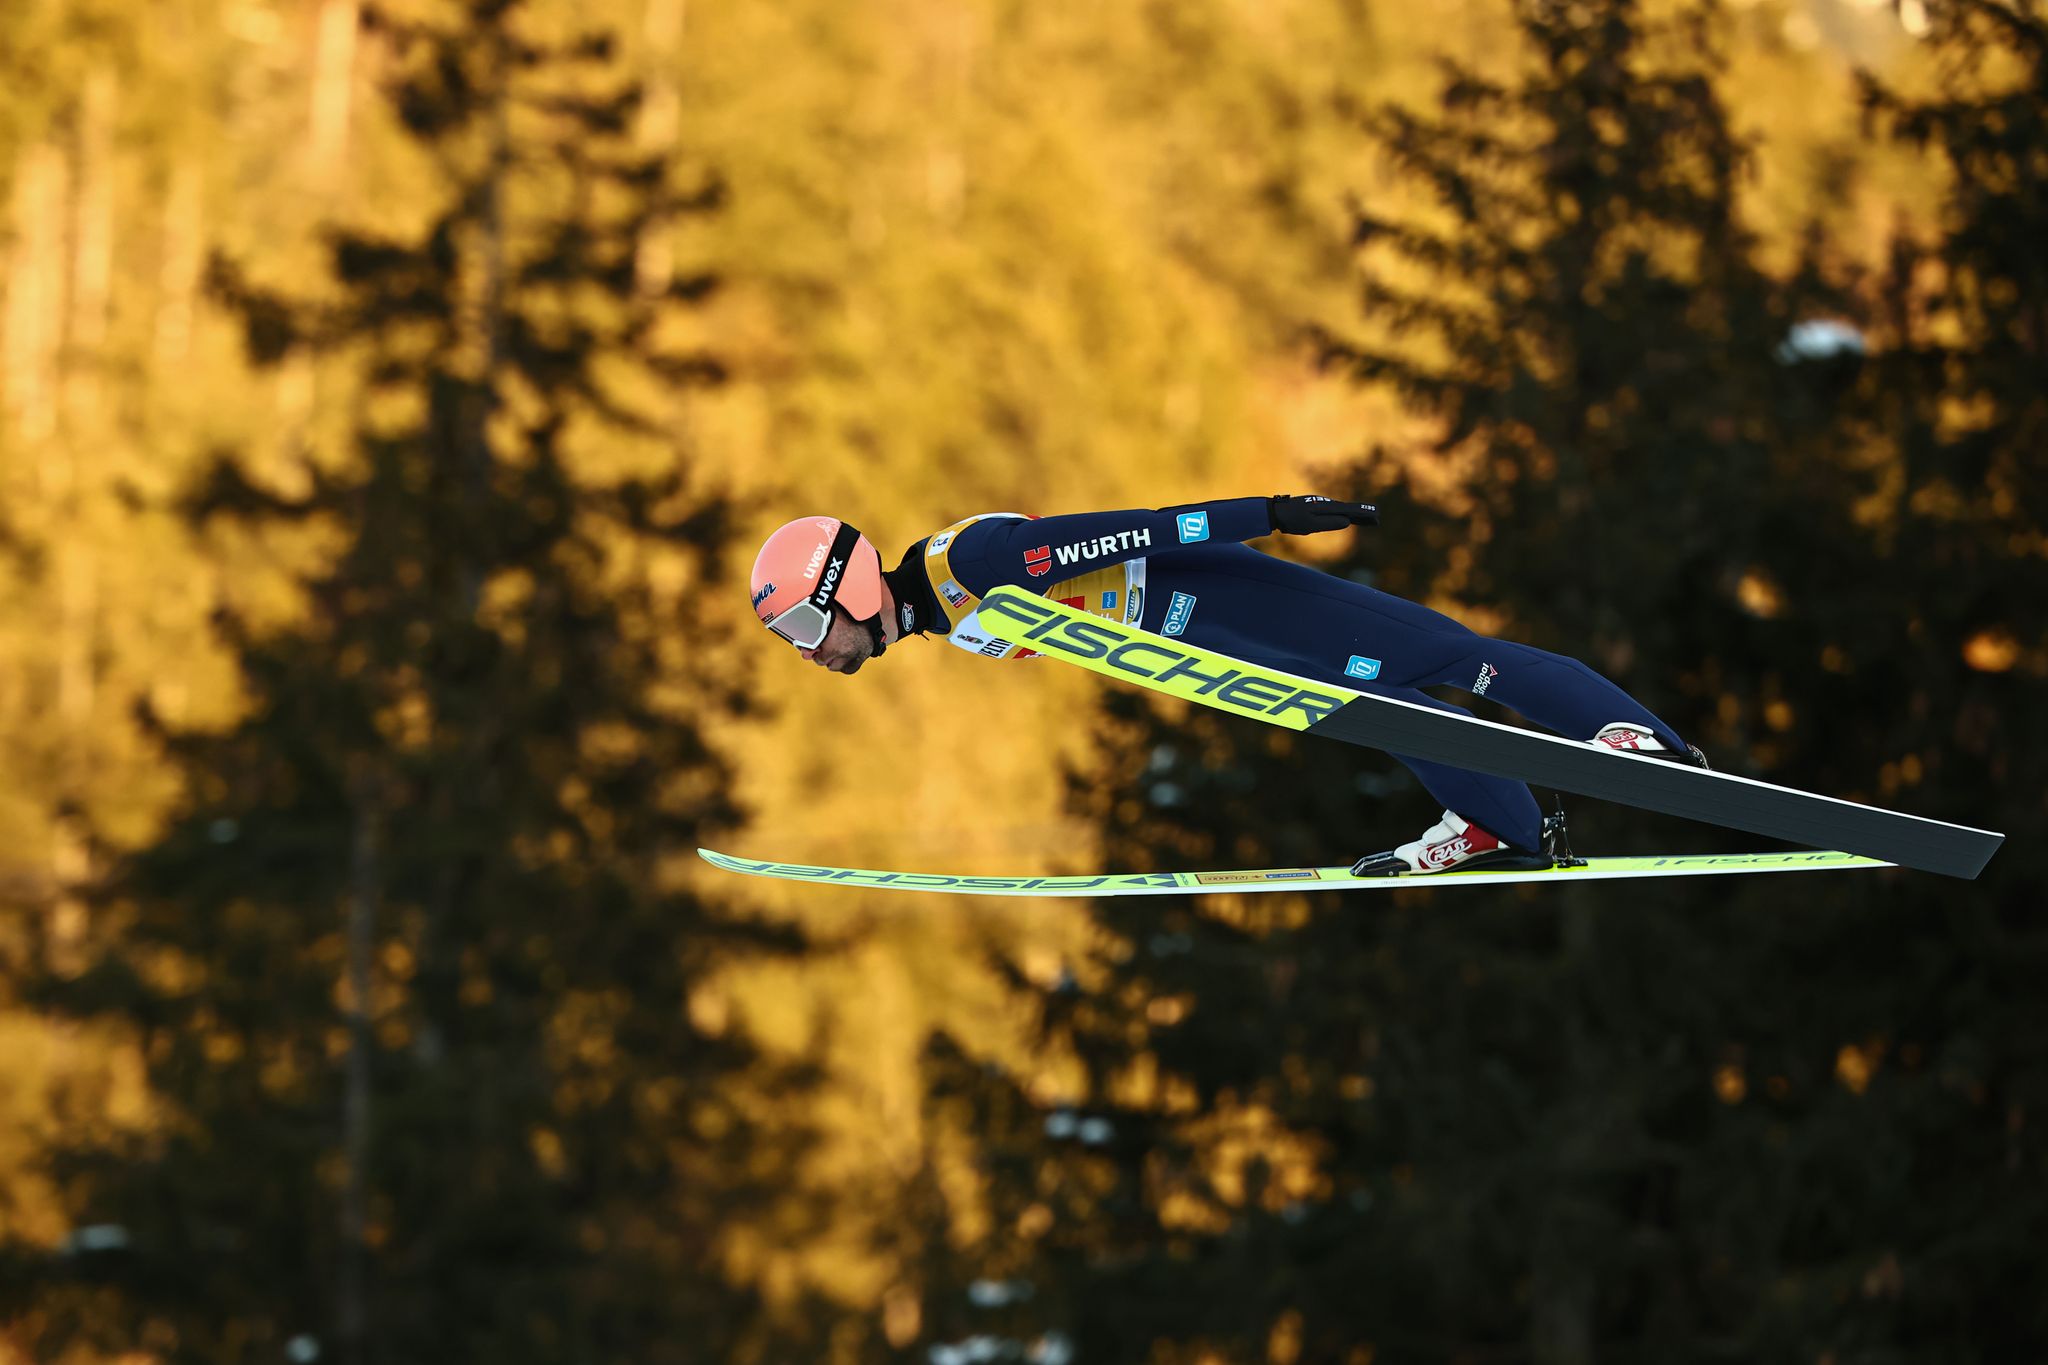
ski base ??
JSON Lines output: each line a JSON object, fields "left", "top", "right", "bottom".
{"left": 698, "top": 847, "right": 1889, "bottom": 899}
{"left": 973, "top": 586, "right": 2003, "bottom": 879}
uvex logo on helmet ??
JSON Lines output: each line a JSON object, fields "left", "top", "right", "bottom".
{"left": 751, "top": 516, "right": 886, "bottom": 641}
{"left": 811, "top": 555, "right": 845, "bottom": 609}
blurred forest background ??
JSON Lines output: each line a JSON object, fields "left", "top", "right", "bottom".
{"left": 0, "top": 0, "right": 2040, "bottom": 1361}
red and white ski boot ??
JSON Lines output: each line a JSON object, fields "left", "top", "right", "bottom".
{"left": 1350, "top": 810, "right": 1551, "bottom": 877}
{"left": 1590, "top": 722, "right": 1710, "bottom": 769}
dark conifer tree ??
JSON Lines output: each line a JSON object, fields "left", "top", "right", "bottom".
{"left": 903, "top": 2, "right": 2039, "bottom": 1362}
{"left": 8, "top": 4, "right": 845, "bottom": 1363}
{"left": 1808, "top": 1, "right": 2048, "bottom": 1355}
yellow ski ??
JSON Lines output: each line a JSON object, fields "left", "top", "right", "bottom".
{"left": 974, "top": 586, "right": 2003, "bottom": 879}
{"left": 697, "top": 847, "right": 1889, "bottom": 898}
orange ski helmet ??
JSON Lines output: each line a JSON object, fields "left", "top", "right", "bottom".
{"left": 750, "top": 516, "right": 886, "bottom": 649}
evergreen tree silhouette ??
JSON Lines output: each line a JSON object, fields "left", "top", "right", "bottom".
{"left": 905, "top": 2, "right": 2042, "bottom": 1361}
{"left": 10, "top": 5, "right": 843, "bottom": 1362}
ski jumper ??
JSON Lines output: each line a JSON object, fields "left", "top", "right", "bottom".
{"left": 893, "top": 497, "right": 1689, "bottom": 852}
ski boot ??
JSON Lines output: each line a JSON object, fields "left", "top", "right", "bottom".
{"left": 1591, "top": 722, "right": 1710, "bottom": 769}
{"left": 1351, "top": 809, "right": 1553, "bottom": 877}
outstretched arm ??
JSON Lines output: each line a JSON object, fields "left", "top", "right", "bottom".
{"left": 960, "top": 495, "right": 1377, "bottom": 592}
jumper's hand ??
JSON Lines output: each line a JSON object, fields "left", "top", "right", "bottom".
{"left": 1269, "top": 495, "right": 1380, "bottom": 535}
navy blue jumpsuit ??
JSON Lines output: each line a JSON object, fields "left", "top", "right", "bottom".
{"left": 911, "top": 496, "right": 1689, "bottom": 852}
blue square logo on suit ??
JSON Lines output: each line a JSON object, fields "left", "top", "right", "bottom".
{"left": 1176, "top": 511, "right": 1210, "bottom": 544}
{"left": 1345, "top": 656, "right": 1382, "bottom": 681}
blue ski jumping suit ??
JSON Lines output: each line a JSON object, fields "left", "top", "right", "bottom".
{"left": 887, "top": 496, "right": 1689, "bottom": 852}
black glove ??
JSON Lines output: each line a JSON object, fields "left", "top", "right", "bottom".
{"left": 1269, "top": 494, "right": 1379, "bottom": 535}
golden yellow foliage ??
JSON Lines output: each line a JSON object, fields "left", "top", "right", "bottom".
{"left": 0, "top": 0, "right": 1966, "bottom": 1344}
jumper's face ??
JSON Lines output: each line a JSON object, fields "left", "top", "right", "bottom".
{"left": 798, "top": 608, "right": 878, "bottom": 675}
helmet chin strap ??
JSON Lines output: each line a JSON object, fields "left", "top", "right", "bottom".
{"left": 863, "top": 568, "right": 919, "bottom": 660}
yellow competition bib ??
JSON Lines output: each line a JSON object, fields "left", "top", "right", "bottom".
{"left": 922, "top": 515, "right": 1147, "bottom": 660}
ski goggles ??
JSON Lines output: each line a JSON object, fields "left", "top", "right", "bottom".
{"left": 762, "top": 522, "right": 863, "bottom": 650}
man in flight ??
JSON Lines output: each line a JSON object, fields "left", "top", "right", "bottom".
{"left": 747, "top": 496, "right": 1704, "bottom": 876}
